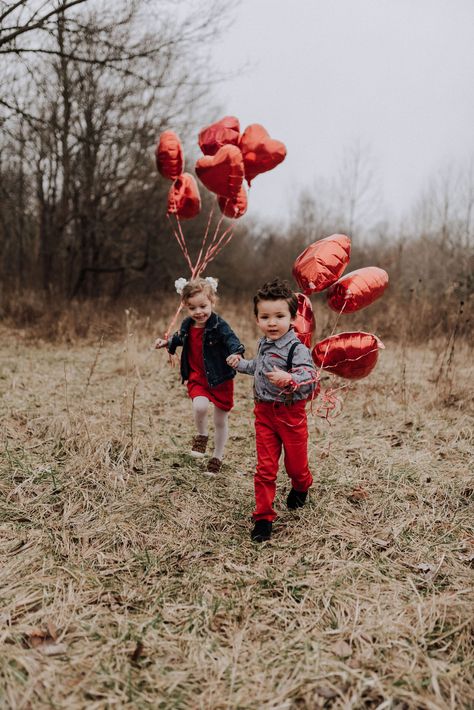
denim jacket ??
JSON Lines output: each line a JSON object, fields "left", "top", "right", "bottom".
{"left": 167, "top": 312, "right": 245, "bottom": 387}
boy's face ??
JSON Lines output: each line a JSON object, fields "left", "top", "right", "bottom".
{"left": 256, "top": 299, "right": 294, "bottom": 340}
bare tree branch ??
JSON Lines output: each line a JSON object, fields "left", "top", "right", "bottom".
{"left": 0, "top": 0, "right": 90, "bottom": 47}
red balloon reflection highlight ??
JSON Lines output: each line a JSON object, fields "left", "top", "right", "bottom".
{"left": 155, "top": 131, "right": 184, "bottom": 181}
{"left": 167, "top": 173, "right": 201, "bottom": 219}
{"left": 312, "top": 332, "right": 384, "bottom": 380}
{"left": 293, "top": 293, "right": 315, "bottom": 348}
{"left": 239, "top": 124, "right": 286, "bottom": 185}
{"left": 198, "top": 116, "right": 240, "bottom": 156}
{"left": 327, "top": 267, "right": 389, "bottom": 313}
{"left": 218, "top": 186, "right": 247, "bottom": 218}
{"left": 195, "top": 144, "right": 244, "bottom": 200}
{"left": 293, "top": 234, "right": 351, "bottom": 295}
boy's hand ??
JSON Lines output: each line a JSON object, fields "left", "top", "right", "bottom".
{"left": 154, "top": 337, "right": 169, "bottom": 349}
{"left": 226, "top": 353, "right": 242, "bottom": 368}
{"left": 265, "top": 367, "right": 293, "bottom": 388}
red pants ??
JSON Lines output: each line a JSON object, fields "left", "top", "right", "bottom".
{"left": 253, "top": 400, "right": 313, "bottom": 521}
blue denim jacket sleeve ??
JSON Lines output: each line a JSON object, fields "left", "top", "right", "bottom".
{"left": 167, "top": 330, "right": 184, "bottom": 355}
{"left": 218, "top": 319, "right": 245, "bottom": 355}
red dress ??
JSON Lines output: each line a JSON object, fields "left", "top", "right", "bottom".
{"left": 186, "top": 325, "right": 234, "bottom": 411}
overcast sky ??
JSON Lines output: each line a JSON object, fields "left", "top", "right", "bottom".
{"left": 211, "top": 0, "right": 474, "bottom": 225}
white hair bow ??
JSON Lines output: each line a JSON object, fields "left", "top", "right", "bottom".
{"left": 174, "top": 276, "right": 218, "bottom": 295}
{"left": 174, "top": 277, "right": 188, "bottom": 295}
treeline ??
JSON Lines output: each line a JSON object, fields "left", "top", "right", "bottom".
{"left": 0, "top": 0, "right": 232, "bottom": 298}
{"left": 0, "top": 3, "right": 472, "bottom": 341}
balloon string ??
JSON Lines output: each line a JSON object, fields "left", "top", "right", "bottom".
{"left": 270, "top": 366, "right": 322, "bottom": 428}
{"left": 162, "top": 207, "right": 235, "bottom": 339}
{"left": 164, "top": 301, "right": 184, "bottom": 342}
{"left": 166, "top": 213, "right": 193, "bottom": 272}
{"left": 174, "top": 214, "right": 194, "bottom": 271}
{"left": 192, "top": 205, "right": 215, "bottom": 278}
{"left": 196, "top": 211, "right": 227, "bottom": 273}
{"left": 200, "top": 225, "right": 234, "bottom": 270}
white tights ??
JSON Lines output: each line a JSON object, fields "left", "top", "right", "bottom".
{"left": 192, "top": 396, "right": 229, "bottom": 461}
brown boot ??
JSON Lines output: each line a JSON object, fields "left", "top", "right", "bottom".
{"left": 204, "top": 457, "right": 222, "bottom": 476}
{"left": 190, "top": 434, "right": 208, "bottom": 458}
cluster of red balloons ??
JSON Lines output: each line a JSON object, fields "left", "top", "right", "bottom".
{"left": 292, "top": 234, "right": 388, "bottom": 379}
{"left": 155, "top": 117, "right": 286, "bottom": 220}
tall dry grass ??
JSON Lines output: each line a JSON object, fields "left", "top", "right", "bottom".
{"left": 0, "top": 301, "right": 473, "bottom": 709}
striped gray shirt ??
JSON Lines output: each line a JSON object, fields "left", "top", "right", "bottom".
{"left": 236, "top": 329, "right": 316, "bottom": 402}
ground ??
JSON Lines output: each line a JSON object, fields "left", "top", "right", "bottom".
{"left": 0, "top": 310, "right": 473, "bottom": 709}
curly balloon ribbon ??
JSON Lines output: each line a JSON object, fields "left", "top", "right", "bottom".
{"left": 162, "top": 209, "right": 236, "bottom": 343}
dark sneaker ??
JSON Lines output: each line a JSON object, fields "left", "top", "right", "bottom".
{"left": 190, "top": 435, "right": 208, "bottom": 458}
{"left": 204, "top": 457, "right": 222, "bottom": 476}
{"left": 286, "top": 487, "right": 308, "bottom": 510}
{"left": 251, "top": 520, "right": 272, "bottom": 543}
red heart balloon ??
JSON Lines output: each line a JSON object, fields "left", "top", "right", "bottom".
{"left": 167, "top": 173, "right": 201, "bottom": 219}
{"left": 312, "top": 332, "right": 384, "bottom": 380}
{"left": 293, "top": 293, "right": 315, "bottom": 348}
{"left": 293, "top": 234, "right": 351, "bottom": 295}
{"left": 218, "top": 186, "right": 247, "bottom": 219}
{"left": 327, "top": 267, "right": 389, "bottom": 313}
{"left": 195, "top": 145, "right": 244, "bottom": 200}
{"left": 155, "top": 131, "right": 184, "bottom": 181}
{"left": 239, "top": 124, "right": 286, "bottom": 185}
{"left": 198, "top": 116, "right": 240, "bottom": 156}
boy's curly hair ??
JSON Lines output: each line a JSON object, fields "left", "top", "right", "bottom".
{"left": 253, "top": 278, "right": 298, "bottom": 318}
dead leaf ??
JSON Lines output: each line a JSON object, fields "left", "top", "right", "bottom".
{"left": 329, "top": 639, "right": 352, "bottom": 657}
{"left": 348, "top": 486, "right": 368, "bottom": 503}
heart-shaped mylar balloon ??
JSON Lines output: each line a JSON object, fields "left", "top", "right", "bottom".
{"left": 312, "top": 332, "right": 384, "bottom": 380}
{"left": 327, "top": 267, "right": 389, "bottom": 313}
{"left": 167, "top": 173, "right": 201, "bottom": 219}
{"left": 195, "top": 144, "right": 244, "bottom": 200}
{"left": 239, "top": 124, "right": 287, "bottom": 185}
{"left": 293, "top": 293, "right": 315, "bottom": 348}
{"left": 198, "top": 116, "right": 240, "bottom": 156}
{"left": 293, "top": 234, "right": 351, "bottom": 295}
{"left": 218, "top": 186, "right": 247, "bottom": 219}
{"left": 155, "top": 131, "right": 184, "bottom": 181}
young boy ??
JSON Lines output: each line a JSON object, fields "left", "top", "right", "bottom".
{"left": 227, "top": 279, "right": 317, "bottom": 542}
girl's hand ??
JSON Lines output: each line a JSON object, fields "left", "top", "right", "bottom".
{"left": 154, "top": 337, "right": 168, "bottom": 349}
{"left": 226, "top": 353, "right": 242, "bottom": 368}
{"left": 265, "top": 367, "right": 293, "bottom": 388}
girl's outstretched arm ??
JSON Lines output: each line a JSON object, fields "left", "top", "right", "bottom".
{"left": 219, "top": 320, "right": 245, "bottom": 355}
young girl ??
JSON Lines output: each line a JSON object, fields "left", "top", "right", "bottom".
{"left": 155, "top": 277, "right": 244, "bottom": 474}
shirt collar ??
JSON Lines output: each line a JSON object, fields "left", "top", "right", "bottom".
{"left": 265, "top": 329, "right": 296, "bottom": 349}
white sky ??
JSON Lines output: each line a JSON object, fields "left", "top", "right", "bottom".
{"left": 211, "top": 0, "right": 474, "bottom": 225}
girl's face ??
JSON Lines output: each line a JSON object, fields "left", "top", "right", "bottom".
{"left": 185, "top": 291, "right": 213, "bottom": 326}
{"left": 256, "top": 298, "right": 294, "bottom": 340}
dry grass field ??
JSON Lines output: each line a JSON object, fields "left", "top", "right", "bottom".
{"left": 0, "top": 304, "right": 473, "bottom": 709}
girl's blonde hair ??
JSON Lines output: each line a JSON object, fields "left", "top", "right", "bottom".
{"left": 181, "top": 278, "right": 218, "bottom": 305}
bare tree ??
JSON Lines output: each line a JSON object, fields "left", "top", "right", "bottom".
{"left": 334, "top": 140, "right": 382, "bottom": 238}
{"left": 0, "top": 0, "right": 238, "bottom": 297}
